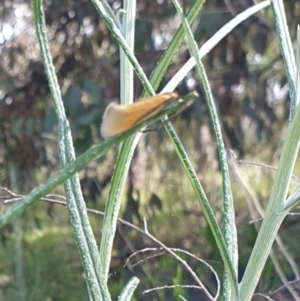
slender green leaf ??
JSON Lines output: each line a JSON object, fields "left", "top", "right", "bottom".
{"left": 171, "top": 1, "right": 238, "bottom": 300}
{"left": 99, "top": 0, "right": 137, "bottom": 283}
{"left": 270, "top": 0, "right": 297, "bottom": 115}
{"left": 118, "top": 277, "right": 140, "bottom": 301}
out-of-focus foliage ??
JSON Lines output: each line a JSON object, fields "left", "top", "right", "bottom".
{"left": 0, "top": 0, "right": 296, "bottom": 185}
{"left": 1, "top": 0, "right": 300, "bottom": 300}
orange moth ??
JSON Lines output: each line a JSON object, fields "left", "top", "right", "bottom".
{"left": 100, "top": 92, "right": 180, "bottom": 139}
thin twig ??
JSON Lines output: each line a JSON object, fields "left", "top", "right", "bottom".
{"left": 228, "top": 150, "right": 300, "bottom": 182}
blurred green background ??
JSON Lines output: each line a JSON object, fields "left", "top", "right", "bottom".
{"left": 1, "top": 0, "right": 300, "bottom": 300}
